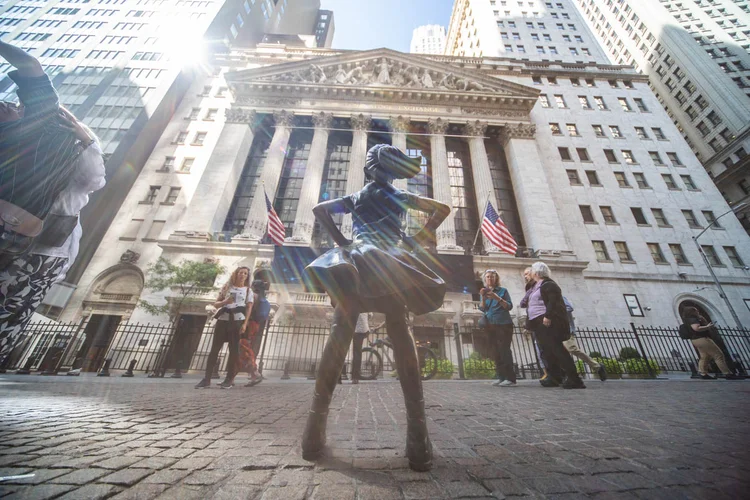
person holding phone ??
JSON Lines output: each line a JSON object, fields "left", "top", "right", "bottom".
{"left": 479, "top": 269, "right": 516, "bottom": 387}
{"left": 681, "top": 306, "right": 739, "bottom": 380}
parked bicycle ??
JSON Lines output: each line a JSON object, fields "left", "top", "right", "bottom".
{"left": 358, "top": 337, "right": 439, "bottom": 380}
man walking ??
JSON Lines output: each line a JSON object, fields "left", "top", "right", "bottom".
{"left": 562, "top": 297, "right": 606, "bottom": 381}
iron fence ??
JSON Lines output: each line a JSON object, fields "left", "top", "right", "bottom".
{"left": 2, "top": 319, "right": 748, "bottom": 380}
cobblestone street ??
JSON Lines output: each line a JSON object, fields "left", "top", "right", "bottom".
{"left": 0, "top": 376, "right": 748, "bottom": 499}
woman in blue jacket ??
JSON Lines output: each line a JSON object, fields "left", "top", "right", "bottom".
{"left": 479, "top": 270, "right": 516, "bottom": 387}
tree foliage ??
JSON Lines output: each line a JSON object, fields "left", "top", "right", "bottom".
{"left": 138, "top": 257, "right": 225, "bottom": 317}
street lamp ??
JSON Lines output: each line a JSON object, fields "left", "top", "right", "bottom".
{"left": 692, "top": 203, "right": 748, "bottom": 329}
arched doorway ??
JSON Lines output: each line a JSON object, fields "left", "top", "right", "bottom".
{"left": 678, "top": 300, "right": 713, "bottom": 322}
{"left": 677, "top": 298, "right": 737, "bottom": 375}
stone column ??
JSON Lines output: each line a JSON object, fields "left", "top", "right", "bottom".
{"left": 465, "top": 120, "right": 499, "bottom": 253}
{"left": 341, "top": 114, "right": 370, "bottom": 239}
{"left": 174, "top": 108, "right": 256, "bottom": 239}
{"left": 500, "top": 123, "right": 569, "bottom": 252}
{"left": 288, "top": 112, "right": 333, "bottom": 245}
{"left": 388, "top": 115, "right": 410, "bottom": 191}
{"left": 241, "top": 110, "right": 294, "bottom": 240}
{"left": 428, "top": 118, "right": 462, "bottom": 253}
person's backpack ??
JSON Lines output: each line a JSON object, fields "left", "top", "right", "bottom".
{"left": 678, "top": 324, "right": 693, "bottom": 340}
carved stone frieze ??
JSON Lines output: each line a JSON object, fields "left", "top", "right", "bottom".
{"left": 465, "top": 120, "right": 488, "bottom": 137}
{"left": 311, "top": 112, "right": 333, "bottom": 129}
{"left": 273, "top": 110, "right": 295, "bottom": 128}
{"left": 120, "top": 250, "right": 140, "bottom": 264}
{"left": 235, "top": 96, "right": 301, "bottom": 107}
{"left": 350, "top": 113, "right": 372, "bottom": 131}
{"left": 460, "top": 107, "right": 528, "bottom": 118}
{"left": 427, "top": 117, "right": 449, "bottom": 135}
{"left": 499, "top": 123, "right": 536, "bottom": 143}
{"left": 224, "top": 108, "right": 256, "bottom": 125}
{"left": 388, "top": 115, "right": 411, "bottom": 134}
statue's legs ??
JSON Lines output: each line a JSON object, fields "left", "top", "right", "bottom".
{"left": 301, "top": 299, "right": 358, "bottom": 460}
{"left": 385, "top": 308, "right": 433, "bottom": 471}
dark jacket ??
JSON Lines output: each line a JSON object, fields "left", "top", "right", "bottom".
{"left": 539, "top": 278, "right": 570, "bottom": 338}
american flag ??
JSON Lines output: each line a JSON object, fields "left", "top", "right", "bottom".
{"left": 481, "top": 201, "right": 518, "bottom": 255}
{"left": 265, "top": 190, "right": 285, "bottom": 246}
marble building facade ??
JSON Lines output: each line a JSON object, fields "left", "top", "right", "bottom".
{"left": 58, "top": 44, "right": 750, "bottom": 350}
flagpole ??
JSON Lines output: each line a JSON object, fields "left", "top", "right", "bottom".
{"left": 472, "top": 190, "right": 492, "bottom": 248}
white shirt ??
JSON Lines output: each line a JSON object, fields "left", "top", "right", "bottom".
{"left": 355, "top": 313, "right": 371, "bottom": 333}
{"left": 218, "top": 285, "right": 254, "bottom": 321}
{"left": 32, "top": 142, "right": 107, "bottom": 276}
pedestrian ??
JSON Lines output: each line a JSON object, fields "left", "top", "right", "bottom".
{"left": 350, "top": 312, "right": 385, "bottom": 384}
{"left": 238, "top": 270, "right": 272, "bottom": 387}
{"left": 521, "top": 266, "right": 547, "bottom": 381}
{"left": 479, "top": 269, "right": 516, "bottom": 387}
{"left": 521, "top": 262, "right": 585, "bottom": 389}
{"left": 562, "top": 297, "right": 606, "bottom": 381}
{"left": 195, "top": 266, "right": 253, "bottom": 389}
{"left": 0, "top": 42, "right": 94, "bottom": 362}
{"left": 680, "top": 306, "right": 740, "bottom": 380}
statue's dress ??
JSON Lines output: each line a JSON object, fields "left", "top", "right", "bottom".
{"left": 306, "top": 182, "right": 445, "bottom": 316}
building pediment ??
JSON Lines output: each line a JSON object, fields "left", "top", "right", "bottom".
{"left": 224, "top": 48, "right": 539, "bottom": 115}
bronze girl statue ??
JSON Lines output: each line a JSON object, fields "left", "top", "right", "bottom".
{"left": 302, "top": 144, "right": 449, "bottom": 471}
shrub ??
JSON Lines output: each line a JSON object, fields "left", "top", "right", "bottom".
{"left": 589, "top": 351, "right": 602, "bottom": 359}
{"left": 597, "top": 357, "right": 623, "bottom": 376}
{"left": 622, "top": 358, "right": 660, "bottom": 376}
{"left": 423, "top": 357, "right": 454, "bottom": 379}
{"left": 464, "top": 352, "right": 496, "bottom": 379}
{"left": 619, "top": 346, "right": 641, "bottom": 360}
{"left": 575, "top": 360, "right": 585, "bottom": 375}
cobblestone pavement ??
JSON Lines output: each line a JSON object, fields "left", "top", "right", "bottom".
{"left": 0, "top": 376, "right": 748, "bottom": 500}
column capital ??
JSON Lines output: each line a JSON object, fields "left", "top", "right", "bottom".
{"left": 499, "top": 123, "right": 536, "bottom": 144}
{"left": 273, "top": 110, "right": 295, "bottom": 128}
{"left": 312, "top": 111, "right": 333, "bottom": 129}
{"left": 350, "top": 113, "right": 372, "bottom": 131}
{"left": 427, "top": 117, "right": 449, "bottom": 135}
{"left": 225, "top": 107, "right": 257, "bottom": 125}
{"left": 388, "top": 115, "right": 411, "bottom": 134}
{"left": 465, "top": 120, "right": 488, "bottom": 137}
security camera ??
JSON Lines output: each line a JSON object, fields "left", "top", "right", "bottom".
{"left": 678, "top": 272, "right": 687, "bottom": 278}
{"left": 743, "top": 266, "right": 750, "bottom": 271}
{"left": 644, "top": 306, "right": 652, "bottom": 311}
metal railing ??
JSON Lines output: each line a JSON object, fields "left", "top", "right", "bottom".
{"left": 2, "top": 319, "right": 748, "bottom": 380}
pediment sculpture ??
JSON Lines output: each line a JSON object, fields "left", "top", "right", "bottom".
{"left": 258, "top": 57, "right": 504, "bottom": 93}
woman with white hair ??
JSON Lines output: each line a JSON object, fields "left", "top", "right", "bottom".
{"left": 520, "top": 262, "right": 585, "bottom": 389}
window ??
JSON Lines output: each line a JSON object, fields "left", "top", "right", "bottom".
{"left": 174, "top": 131, "right": 188, "bottom": 144}
{"left": 600, "top": 206, "right": 617, "bottom": 224}
{"left": 630, "top": 207, "right": 648, "bottom": 225}
{"left": 558, "top": 147, "right": 572, "bottom": 161}
{"left": 540, "top": 95, "right": 551, "bottom": 108}
{"left": 143, "top": 220, "right": 165, "bottom": 242}
{"left": 188, "top": 108, "right": 200, "bottom": 120}
{"left": 702, "top": 210, "right": 721, "bottom": 229}
{"left": 618, "top": 97, "right": 632, "bottom": 111}
{"left": 580, "top": 205, "right": 596, "bottom": 223}
{"left": 594, "top": 96, "right": 607, "bottom": 110}
{"left": 622, "top": 150, "right": 637, "bottom": 164}
{"left": 615, "top": 241, "right": 633, "bottom": 261}
{"left": 550, "top": 123, "right": 562, "bottom": 135}
{"left": 601, "top": 149, "right": 616, "bottom": 163}
{"left": 160, "top": 156, "right": 175, "bottom": 172}
{"left": 204, "top": 108, "right": 218, "bottom": 121}
{"left": 682, "top": 209, "right": 701, "bottom": 228}
{"left": 120, "top": 219, "right": 143, "bottom": 241}
{"left": 548, "top": 77, "right": 558, "bottom": 85}
{"left": 585, "top": 170, "right": 601, "bottom": 186}
{"left": 180, "top": 158, "right": 194, "bottom": 173}
{"left": 592, "top": 125, "right": 605, "bottom": 137}
{"left": 670, "top": 244, "right": 689, "bottom": 264}
{"left": 554, "top": 95, "right": 567, "bottom": 108}
{"left": 635, "top": 127, "right": 649, "bottom": 139}
{"left": 649, "top": 151, "right": 664, "bottom": 165}
{"left": 652, "top": 127, "right": 666, "bottom": 140}
{"left": 723, "top": 246, "right": 745, "bottom": 267}
{"left": 586, "top": 79, "right": 596, "bottom": 87}
{"left": 681, "top": 175, "right": 697, "bottom": 190}
{"left": 634, "top": 98, "right": 648, "bottom": 112}
{"left": 579, "top": 96, "right": 592, "bottom": 109}
{"left": 143, "top": 186, "right": 160, "bottom": 204}
{"left": 567, "top": 170, "right": 582, "bottom": 185}
{"left": 614, "top": 172, "right": 630, "bottom": 188}
{"left": 164, "top": 187, "right": 180, "bottom": 204}
{"left": 648, "top": 243, "right": 668, "bottom": 264}
{"left": 592, "top": 240, "right": 610, "bottom": 261}
{"left": 532, "top": 75, "right": 542, "bottom": 84}
{"left": 701, "top": 245, "right": 722, "bottom": 266}
{"left": 566, "top": 124, "right": 580, "bottom": 136}
{"left": 576, "top": 148, "right": 590, "bottom": 161}
{"left": 570, "top": 78, "right": 580, "bottom": 86}
{"left": 652, "top": 208, "right": 669, "bottom": 227}
{"left": 609, "top": 126, "right": 623, "bottom": 138}
{"left": 192, "top": 132, "right": 207, "bottom": 146}
{"left": 662, "top": 174, "right": 679, "bottom": 190}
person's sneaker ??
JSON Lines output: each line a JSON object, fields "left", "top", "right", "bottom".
{"left": 700, "top": 374, "right": 716, "bottom": 380}
{"left": 491, "top": 379, "right": 503, "bottom": 386}
{"left": 194, "top": 379, "right": 210, "bottom": 389}
{"left": 597, "top": 365, "right": 607, "bottom": 382}
{"left": 219, "top": 380, "right": 234, "bottom": 389}
{"left": 724, "top": 374, "right": 742, "bottom": 380}
{"left": 498, "top": 380, "right": 517, "bottom": 387}
{"left": 540, "top": 378, "right": 560, "bottom": 388}
{"left": 561, "top": 377, "right": 586, "bottom": 389}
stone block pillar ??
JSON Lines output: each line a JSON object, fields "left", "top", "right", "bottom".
{"left": 465, "top": 120, "right": 499, "bottom": 253}
{"left": 389, "top": 115, "right": 410, "bottom": 191}
{"left": 288, "top": 112, "right": 333, "bottom": 245}
{"left": 241, "top": 110, "right": 294, "bottom": 240}
{"left": 500, "top": 123, "right": 569, "bottom": 253}
{"left": 174, "top": 108, "right": 256, "bottom": 239}
{"left": 342, "top": 114, "right": 370, "bottom": 239}
{"left": 428, "top": 118, "right": 462, "bottom": 253}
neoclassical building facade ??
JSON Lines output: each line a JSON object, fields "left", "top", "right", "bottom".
{"left": 59, "top": 45, "right": 750, "bottom": 344}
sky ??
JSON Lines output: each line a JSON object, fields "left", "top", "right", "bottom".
{"left": 319, "top": 0, "right": 456, "bottom": 52}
